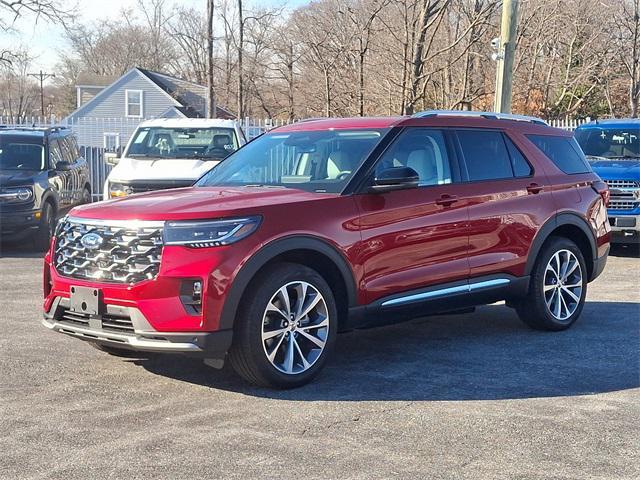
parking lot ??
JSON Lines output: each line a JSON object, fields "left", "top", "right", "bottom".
{"left": 0, "top": 244, "right": 638, "bottom": 479}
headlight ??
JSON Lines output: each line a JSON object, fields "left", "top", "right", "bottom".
{"left": 108, "top": 182, "right": 132, "bottom": 198}
{"left": 0, "top": 187, "right": 33, "bottom": 202}
{"left": 163, "top": 216, "right": 261, "bottom": 248}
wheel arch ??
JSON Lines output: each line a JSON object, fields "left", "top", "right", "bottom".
{"left": 525, "top": 213, "right": 597, "bottom": 280}
{"left": 41, "top": 190, "right": 58, "bottom": 214}
{"left": 218, "top": 236, "right": 358, "bottom": 331}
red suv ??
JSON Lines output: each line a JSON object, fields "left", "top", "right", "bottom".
{"left": 43, "top": 111, "right": 611, "bottom": 388}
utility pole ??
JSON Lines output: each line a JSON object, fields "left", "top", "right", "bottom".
{"left": 28, "top": 70, "right": 56, "bottom": 118}
{"left": 493, "top": 0, "right": 518, "bottom": 113}
{"left": 206, "top": 0, "right": 217, "bottom": 118}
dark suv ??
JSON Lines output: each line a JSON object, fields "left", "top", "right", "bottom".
{"left": 0, "top": 127, "right": 91, "bottom": 250}
{"left": 42, "top": 112, "right": 610, "bottom": 388}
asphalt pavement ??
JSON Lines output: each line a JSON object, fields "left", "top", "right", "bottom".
{"left": 1, "top": 243, "right": 638, "bottom": 479}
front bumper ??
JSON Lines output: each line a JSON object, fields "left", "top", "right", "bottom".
{"left": 608, "top": 214, "right": 640, "bottom": 243}
{"left": 0, "top": 208, "right": 41, "bottom": 239}
{"left": 43, "top": 297, "right": 232, "bottom": 356}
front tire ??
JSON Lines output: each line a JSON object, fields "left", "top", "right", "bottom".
{"left": 516, "top": 237, "right": 587, "bottom": 331}
{"left": 33, "top": 202, "right": 56, "bottom": 252}
{"left": 229, "top": 263, "right": 337, "bottom": 388}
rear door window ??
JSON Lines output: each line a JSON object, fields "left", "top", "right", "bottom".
{"left": 456, "top": 130, "right": 513, "bottom": 181}
{"left": 526, "top": 135, "right": 591, "bottom": 174}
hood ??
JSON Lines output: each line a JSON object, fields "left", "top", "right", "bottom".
{"left": 109, "top": 157, "right": 222, "bottom": 182}
{"left": 70, "top": 186, "right": 336, "bottom": 221}
{"left": 588, "top": 158, "right": 640, "bottom": 181}
{"left": 0, "top": 169, "right": 38, "bottom": 187}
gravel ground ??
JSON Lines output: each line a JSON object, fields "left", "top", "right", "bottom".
{"left": 0, "top": 243, "right": 638, "bottom": 480}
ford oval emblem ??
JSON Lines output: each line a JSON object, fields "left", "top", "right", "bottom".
{"left": 80, "top": 232, "right": 104, "bottom": 250}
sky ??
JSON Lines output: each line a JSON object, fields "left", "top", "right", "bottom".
{"left": 2, "top": 0, "right": 308, "bottom": 75}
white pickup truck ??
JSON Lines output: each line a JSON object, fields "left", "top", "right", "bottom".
{"left": 104, "top": 118, "right": 246, "bottom": 200}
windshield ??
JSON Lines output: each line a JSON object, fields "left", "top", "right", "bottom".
{"left": 0, "top": 136, "right": 45, "bottom": 170}
{"left": 125, "top": 126, "right": 239, "bottom": 160}
{"left": 196, "top": 128, "right": 387, "bottom": 193}
{"left": 575, "top": 127, "right": 639, "bottom": 159}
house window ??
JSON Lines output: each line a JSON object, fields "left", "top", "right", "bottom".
{"left": 125, "top": 90, "right": 143, "bottom": 118}
{"left": 104, "top": 133, "right": 121, "bottom": 153}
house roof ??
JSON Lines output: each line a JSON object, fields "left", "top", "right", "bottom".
{"left": 76, "top": 73, "right": 120, "bottom": 87}
{"left": 138, "top": 68, "right": 235, "bottom": 119}
{"left": 69, "top": 67, "right": 235, "bottom": 120}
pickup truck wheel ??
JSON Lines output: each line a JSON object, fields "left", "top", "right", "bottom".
{"left": 516, "top": 237, "right": 587, "bottom": 331}
{"left": 32, "top": 202, "right": 56, "bottom": 251}
{"left": 229, "top": 263, "right": 337, "bottom": 388}
{"left": 81, "top": 187, "right": 91, "bottom": 204}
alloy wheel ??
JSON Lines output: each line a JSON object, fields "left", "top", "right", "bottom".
{"left": 261, "top": 281, "right": 329, "bottom": 375}
{"left": 543, "top": 249, "right": 583, "bottom": 321}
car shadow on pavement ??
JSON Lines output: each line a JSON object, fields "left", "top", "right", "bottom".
{"left": 134, "top": 300, "right": 640, "bottom": 401}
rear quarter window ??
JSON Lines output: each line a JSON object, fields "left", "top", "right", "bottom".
{"left": 526, "top": 135, "right": 591, "bottom": 174}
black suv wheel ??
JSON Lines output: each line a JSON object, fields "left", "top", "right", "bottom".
{"left": 33, "top": 202, "right": 56, "bottom": 251}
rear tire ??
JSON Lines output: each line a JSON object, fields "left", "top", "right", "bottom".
{"left": 516, "top": 237, "right": 587, "bottom": 331}
{"left": 33, "top": 202, "right": 55, "bottom": 252}
{"left": 229, "top": 263, "right": 337, "bottom": 388}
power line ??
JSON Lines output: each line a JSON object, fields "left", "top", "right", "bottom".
{"left": 28, "top": 70, "right": 56, "bottom": 118}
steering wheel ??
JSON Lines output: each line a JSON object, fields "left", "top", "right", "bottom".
{"left": 336, "top": 171, "right": 351, "bottom": 181}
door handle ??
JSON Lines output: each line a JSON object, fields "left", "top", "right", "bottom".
{"left": 526, "top": 183, "right": 543, "bottom": 194}
{"left": 435, "top": 194, "right": 458, "bottom": 206}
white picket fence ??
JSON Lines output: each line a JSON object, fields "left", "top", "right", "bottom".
{"left": 0, "top": 114, "right": 589, "bottom": 199}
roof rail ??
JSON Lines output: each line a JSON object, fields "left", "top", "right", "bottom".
{"left": 412, "top": 110, "right": 548, "bottom": 126}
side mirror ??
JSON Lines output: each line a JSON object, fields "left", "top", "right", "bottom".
{"left": 370, "top": 166, "right": 419, "bottom": 192}
{"left": 105, "top": 152, "right": 120, "bottom": 166}
{"left": 56, "top": 160, "right": 72, "bottom": 171}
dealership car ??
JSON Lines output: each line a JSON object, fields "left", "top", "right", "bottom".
{"left": 1, "top": 127, "right": 91, "bottom": 250}
{"left": 43, "top": 111, "right": 610, "bottom": 388}
{"left": 575, "top": 119, "right": 639, "bottom": 244}
{"left": 103, "top": 118, "right": 246, "bottom": 200}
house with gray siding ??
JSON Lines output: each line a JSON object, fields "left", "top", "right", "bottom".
{"left": 65, "top": 67, "right": 234, "bottom": 149}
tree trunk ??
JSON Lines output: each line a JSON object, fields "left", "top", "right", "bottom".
{"left": 206, "top": 0, "right": 216, "bottom": 118}
{"left": 237, "top": 0, "right": 244, "bottom": 119}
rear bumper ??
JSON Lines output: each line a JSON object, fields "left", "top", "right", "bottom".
{"left": 43, "top": 297, "right": 232, "bottom": 357}
{"left": 590, "top": 245, "right": 609, "bottom": 281}
{"left": 608, "top": 214, "right": 640, "bottom": 243}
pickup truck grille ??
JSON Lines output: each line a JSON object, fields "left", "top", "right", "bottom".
{"left": 605, "top": 179, "right": 640, "bottom": 189}
{"left": 123, "top": 180, "right": 194, "bottom": 194}
{"left": 604, "top": 179, "right": 639, "bottom": 211}
{"left": 54, "top": 217, "right": 164, "bottom": 284}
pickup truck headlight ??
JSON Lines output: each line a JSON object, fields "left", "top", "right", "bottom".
{"left": 163, "top": 216, "right": 261, "bottom": 248}
{"left": 108, "top": 182, "right": 132, "bottom": 198}
{"left": 0, "top": 187, "right": 33, "bottom": 202}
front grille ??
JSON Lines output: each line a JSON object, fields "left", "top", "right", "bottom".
{"left": 609, "top": 200, "right": 638, "bottom": 211}
{"left": 54, "top": 217, "right": 164, "bottom": 284}
{"left": 605, "top": 179, "right": 640, "bottom": 189}
{"left": 58, "top": 307, "right": 134, "bottom": 333}
{"left": 124, "top": 180, "right": 194, "bottom": 194}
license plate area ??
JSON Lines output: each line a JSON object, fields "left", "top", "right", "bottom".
{"left": 69, "top": 286, "right": 103, "bottom": 316}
